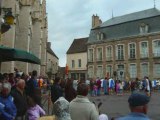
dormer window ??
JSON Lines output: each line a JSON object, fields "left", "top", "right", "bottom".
{"left": 140, "top": 23, "right": 149, "bottom": 34}
{"left": 96, "top": 32, "right": 105, "bottom": 40}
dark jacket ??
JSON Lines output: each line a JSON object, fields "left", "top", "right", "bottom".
{"left": 51, "top": 83, "right": 63, "bottom": 103}
{"left": 11, "top": 88, "right": 27, "bottom": 116}
{"left": 65, "top": 85, "right": 77, "bottom": 102}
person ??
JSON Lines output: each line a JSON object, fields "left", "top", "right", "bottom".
{"left": 144, "top": 77, "right": 151, "bottom": 97}
{"left": 53, "top": 97, "right": 71, "bottom": 120}
{"left": 117, "top": 92, "right": 150, "bottom": 120}
{"left": 27, "top": 96, "right": 45, "bottom": 120}
{"left": 51, "top": 77, "right": 63, "bottom": 103}
{"left": 69, "top": 83, "right": 99, "bottom": 120}
{"left": 103, "top": 77, "right": 109, "bottom": 95}
{"left": 96, "top": 79, "right": 101, "bottom": 96}
{"left": 65, "top": 79, "right": 77, "bottom": 102}
{"left": 11, "top": 79, "right": 27, "bottom": 120}
{"left": 26, "top": 70, "right": 41, "bottom": 106}
{"left": 0, "top": 82, "right": 17, "bottom": 120}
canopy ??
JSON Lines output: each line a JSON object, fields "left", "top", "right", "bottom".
{"left": 0, "top": 45, "right": 41, "bottom": 64}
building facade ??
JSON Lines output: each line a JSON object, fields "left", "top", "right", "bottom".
{"left": 88, "top": 8, "right": 160, "bottom": 80}
{"left": 0, "top": 0, "right": 48, "bottom": 75}
{"left": 67, "top": 37, "right": 88, "bottom": 80}
{"left": 46, "top": 42, "right": 59, "bottom": 79}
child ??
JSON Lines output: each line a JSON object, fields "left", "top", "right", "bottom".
{"left": 27, "top": 96, "right": 45, "bottom": 120}
{"left": 93, "top": 84, "right": 98, "bottom": 96}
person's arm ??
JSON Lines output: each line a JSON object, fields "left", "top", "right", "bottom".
{"left": 38, "top": 105, "right": 46, "bottom": 116}
{"left": 1, "top": 109, "right": 15, "bottom": 120}
{"left": 90, "top": 104, "right": 99, "bottom": 120}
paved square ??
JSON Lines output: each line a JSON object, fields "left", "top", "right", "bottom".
{"left": 89, "top": 92, "right": 160, "bottom": 120}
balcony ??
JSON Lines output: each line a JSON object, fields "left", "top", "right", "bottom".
{"left": 153, "top": 52, "right": 160, "bottom": 58}
{"left": 140, "top": 53, "right": 148, "bottom": 59}
{"left": 106, "top": 57, "right": 113, "bottom": 61}
{"left": 116, "top": 56, "right": 124, "bottom": 61}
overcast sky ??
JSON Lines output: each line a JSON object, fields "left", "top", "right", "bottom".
{"left": 46, "top": 0, "right": 160, "bottom": 67}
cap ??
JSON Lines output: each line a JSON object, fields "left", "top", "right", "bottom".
{"left": 128, "top": 93, "right": 150, "bottom": 107}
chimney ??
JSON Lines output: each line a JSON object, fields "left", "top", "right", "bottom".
{"left": 92, "top": 14, "right": 102, "bottom": 28}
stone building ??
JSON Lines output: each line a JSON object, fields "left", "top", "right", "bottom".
{"left": 0, "top": 0, "right": 48, "bottom": 75}
{"left": 46, "top": 42, "right": 59, "bottom": 79}
{"left": 88, "top": 8, "right": 160, "bottom": 80}
{"left": 67, "top": 37, "right": 88, "bottom": 80}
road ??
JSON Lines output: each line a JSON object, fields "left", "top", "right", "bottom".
{"left": 89, "top": 92, "right": 160, "bottom": 120}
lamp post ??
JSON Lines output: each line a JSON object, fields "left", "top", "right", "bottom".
{"left": 1, "top": 8, "right": 15, "bottom": 34}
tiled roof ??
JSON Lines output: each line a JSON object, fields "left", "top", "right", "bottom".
{"left": 67, "top": 37, "right": 88, "bottom": 54}
{"left": 100, "top": 8, "right": 160, "bottom": 27}
{"left": 88, "top": 8, "right": 160, "bottom": 43}
{"left": 47, "top": 43, "right": 59, "bottom": 59}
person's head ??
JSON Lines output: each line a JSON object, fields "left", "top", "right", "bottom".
{"left": 27, "top": 96, "right": 36, "bottom": 107}
{"left": 53, "top": 97, "right": 71, "bottom": 119}
{"left": 16, "top": 79, "right": 25, "bottom": 90}
{"left": 3, "top": 73, "right": 9, "bottom": 81}
{"left": 32, "top": 70, "right": 37, "bottom": 77}
{"left": 77, "top": 83, "right": 89, "bottom": 96}
{"left": 54, "top": 77, "right": 61, "bottom": 84}
{"left": 1, "top": 82, "right": 11, "bottom": 97}
{"left": 9, "top": 73, "right": 14, "bottom": 80}
{"left": 128, "top": 93, "right": 150, "bottom": 114}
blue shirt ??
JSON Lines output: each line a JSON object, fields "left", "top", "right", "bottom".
{"left": 117, "top": 112, "right": 150, "bottom": 120}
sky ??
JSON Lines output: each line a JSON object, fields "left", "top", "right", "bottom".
{"left": 46, "top": 0, "right": 160, "bottom": 67}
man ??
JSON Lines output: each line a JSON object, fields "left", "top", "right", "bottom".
{"left": 26, "top": 70, "right": 41, "bottom": 106}
{"left": 103, "top": 77, "right": 109, "bottom": 95}
{"left": 51, "top": 77, "right": 63, "bottom": 103}
{"left": 117, "top": 93, "right": 150, "bottom": 120}
{"left": 144, "top": 76, "right": 151, "bottom": 97}
{"left": 69, "top": 83, "right": 99, "bottom": 120}
{"left": 11, "top": 79, "right": 27, "bottom": 120}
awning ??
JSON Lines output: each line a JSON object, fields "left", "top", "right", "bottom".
{"left": 0, "top": 45, "right": 41, "bottom": 64}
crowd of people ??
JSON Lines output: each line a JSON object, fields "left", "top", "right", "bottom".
{"left": 0, "top": 69, "right": 154, "bottom": 120}
{"left": 88, "top": 76, "right": 159, "bottom": 97}
{"left": 0, "top": 69, "right": 46, "bottom": 120}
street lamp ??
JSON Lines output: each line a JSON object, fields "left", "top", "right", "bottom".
{"left": 3, "top": 8, "right": 15, "bottom": 25}
{"left": 1, "top": 8, "right": 15, "bottom": 34}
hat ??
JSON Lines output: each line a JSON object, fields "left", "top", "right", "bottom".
{"left": 128, "top": 93, "right": 150, "bottom": 107}
{"left": 99, "top": 114, "right": 108, "bottom": 120}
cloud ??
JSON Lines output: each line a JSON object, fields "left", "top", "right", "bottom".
{"left": 47, "top": 0, "right": 160, "bottom": 67}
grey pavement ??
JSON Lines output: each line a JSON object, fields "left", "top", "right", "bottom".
{"left": 89, "top": 92, "right": 160, "bottom": 120}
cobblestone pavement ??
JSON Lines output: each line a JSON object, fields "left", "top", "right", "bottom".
{"left": 89, "top": 92, "right": 160, "bottom": 120}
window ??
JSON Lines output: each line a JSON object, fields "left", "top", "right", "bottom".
{"left": 141, "top": 63, "right": 148, "bottom": 78}
{"left": 140, "top": 23, "right": 149, "bottom": 34}
{"left": 88, "top": 66, "right": 94, "bottom": 78}
{"left": 88, "top": 49, "right": 94, "bottom": 62}
{"left": 97, "top": 47, "right": 103, "bottom": 61}
{"left": 129, "top": 43, "right": 136, "bottom": 59}
{"left": 97, "top": 66, "right": 103, "bottom": 78}
{"left": 129, "top": 64, "right": 137, "bottom": 78}
{"left": 117, "top": 45, "right": 124, "bottom": 60}
{"left": 78, "top": 59, "right": 81, "bottom": 68}
{"left": 154, "top": 63, "right": 160, "bottom": 78}
{"left": 140, "top": 41, "right": 148, "bottom": 58}
{"left": 96, "top": 32, "right": 105, "bottom": 40}
{"left": 106, "top": 65, "right": 112, "bottom": 78}
{"left": 153, "top": 40, "right": 160, "bottom": 57}
{"left": 106, "top": 46, "right": 112, "bottom": 61}
{"left": 72, "top": 60, "right": 75, "bottom": 68}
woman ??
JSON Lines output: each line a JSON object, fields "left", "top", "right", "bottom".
{"left": 65, "top": 79, "right": 77, "bottom": 102}
{"left": 0, "top": 82, "right": 17, "bottom": 120}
